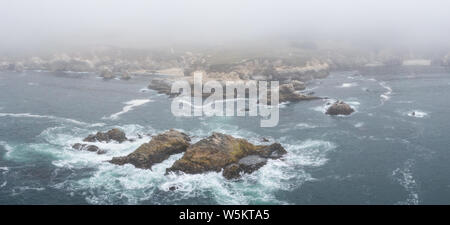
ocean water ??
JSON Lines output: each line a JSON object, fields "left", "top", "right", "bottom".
{"left": 0, "top": 70, "right": 449, "bottom": 204}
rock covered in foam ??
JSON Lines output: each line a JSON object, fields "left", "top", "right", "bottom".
{"left": 72, "top": 143, "right": 105, "bottom": 155}
{"left": 109, "top": 129, "right": 191, "bottom": 169}
{"left": 83, "top": 128, "right": 128, "bottom": 143}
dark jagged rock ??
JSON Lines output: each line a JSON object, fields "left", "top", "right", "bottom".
{"left": 109, "top": 129, "right": 191, "bottom": 169}
{"left": 166, "top": 132, "right": 287, "bottom": 179}
{"left": 168, "top": 186, "right": 178, "bottom": 191}
{"left": 223, "top": 155, "right": 267, "bottom": 179}
{"left": 255, "top": 143, "right": 287, "bottom": 159}
{"left": 326, "top": 101, "right": 355, "bottom": 115}
{"left": 277, "top": 83, "right": 319, "bottom": 103}
{"left": 147, "top": 79, "right": 176, "bottom": 96}
{"left": 83, "top": 128, "right": 127, "bottom": 143}
{"left": 72, "top": 143, "right": 104, "bottom": 154}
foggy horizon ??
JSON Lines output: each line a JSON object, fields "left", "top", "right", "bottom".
{"left": 2, "top": 0, "right": 450, "bottom": 53}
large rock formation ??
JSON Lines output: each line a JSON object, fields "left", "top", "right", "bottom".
{"left": 166, "top": 133, "right": 287, "bottom": 179}
{"left": 109, "top": 129, "right": 191, "bottom": 169}
{"left": 326, "top": 101, "right": 355, "bottom": 115}
{"left": 83, "top": 128, "right": 128, "bottom": 143}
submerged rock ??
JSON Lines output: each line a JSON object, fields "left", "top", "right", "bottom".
{"left": 109, "top": 129, "right": 191, "bottom": 169}
{"left": 83, "top": 128, "right": 127, "bottom": 143}
{"left": 166, "top": 132, "right": 287, "bottom": 179}
{"left": 72, "top": 143, "right": 105, "bottom": 154}
{"left": 326, "top": 101, "right": 355, "bottom": 115}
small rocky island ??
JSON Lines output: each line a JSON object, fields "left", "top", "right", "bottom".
{"left": 72, "top": 128, "right": 129, "bottom": 155}
{"left": 167, "top": 132, "right": 287, "bottom": 179}
{"left": 73, "top": 129, "right": 288, "bottom": 180}
{"left": 326, "top": 101, "right": 355, "bottom": 115}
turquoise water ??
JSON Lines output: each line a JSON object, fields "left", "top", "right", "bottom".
{"left": 0, "top": 70, "right": 449, "bottom": 204}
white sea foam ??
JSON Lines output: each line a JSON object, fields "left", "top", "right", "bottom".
{"left": 139, "top": 88, "right": 150, "bottom": 93}
{"left": 354, "top": 122, "right": 364, "bottom": 128}
{"left": 104, "top": 99, "right": 152, "bottom": 120}
{"left": 339, "top": 82, "right": 358, "bottom": 88}
{"left": 405, "top": 110, "right": 428, "bottom": 118}
{"left": 295, "top": 123, "right": 318, "bottom": 129}
{"left": 0, "top": 112, "right": 87, "bottom": 125}
{"left": 0, "top": 141, "right": 14, "bottom": 158}
{"left": 392, "top": 160, "right": 419, "bottom": 205}
{"left": 89, "top": 123, "right": 106, "bottom": 127}
{"left": 379, "top": 81, "right": 393, "bottom": 103}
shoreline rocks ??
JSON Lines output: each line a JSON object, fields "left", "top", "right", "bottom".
{"left": 147, "top": 77, "right": 319, "bottom": 104}
{"left": 326, "top": 101, "right": 355, "bottom": 115}
{"left": 109, "top": 129, "right": 190, "bottom": 169}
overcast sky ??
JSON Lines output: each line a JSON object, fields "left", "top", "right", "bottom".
{"left": 1, "top": 0, "right": 450, "bottom": 52}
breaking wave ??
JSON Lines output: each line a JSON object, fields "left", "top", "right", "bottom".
{"left": 379, "top": 81, "right": 393, "bottom": 103}
{"left": 104, "top": 99, "right": 153, "bottom": 120}
{"left": 0, "top": 112, "right": 88, "bottom": 126}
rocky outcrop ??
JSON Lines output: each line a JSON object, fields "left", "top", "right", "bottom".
{"left": 147, "top": 79, "right": 177, "bottom": 96}
{"left": 120, "top": 71, "right": 131, "bottom": 80}
{"left": 109, "top": 129, "right": 191, "bottom": 169}
{"left": 83, "top": 128, "right": 127, "bottom": 143}
{"left": 72, "top": 143, "right": 106, "bottom": 155}
{"left": 291, "top": 80, "right": 306, "bottom": 91}
{"left": 326, "top": 101, "right": 354, "bottom": 115}
{"left": 166, "top": 133, "right": 287, "bottom": 179}
{"left": 277, "top": 83, "right": 319, "bottom": 103}
{"left": 100, "top": 67, "right": 114, "bottom": 79}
